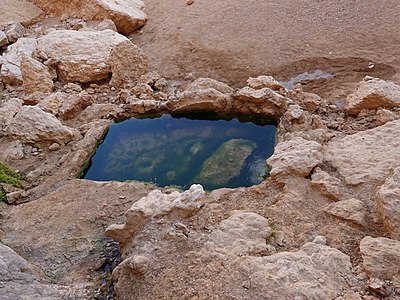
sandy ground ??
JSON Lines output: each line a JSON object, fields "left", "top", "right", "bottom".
{"left": 132, "top": 0, "right": 400, "bottom": 100}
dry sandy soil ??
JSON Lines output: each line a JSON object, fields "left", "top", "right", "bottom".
{"left": 132, "top": 0, "right": 400, "bottom": 100}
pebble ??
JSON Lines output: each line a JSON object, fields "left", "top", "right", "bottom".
{"left": 187, "top": 0, "right": 194, "bottom": 5}
{"left": 49, "top": 143, "right": 60, "bottom": 151}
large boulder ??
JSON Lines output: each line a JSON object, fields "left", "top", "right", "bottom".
{"left": 0, "top": 0, "right": 44, "bottom": 27}
{"left": 109, "top": 40, "right": 148, "bottom": 87}
{"left": 325, "top": 119, "right": 400, "bottom": 185}
{"left": 267, "top": 137, "right": 323, "bottom": 178}
{"left": 0, "top": 38, "right": 37, "bottom": 85}
{"left": 21, "top": 56, "right": 54, "bottom": 94}
{"left": 346, "top": 77, "right": 400, "bottom": 115}
{"left": 31, "top": 0, "right": 147, "bottom": 35}
{"left": 5, "top": 106, "right": 75, "bottom": 145}
{"left": 36, "top": 30, "right": 129, "bottom": 83}
{"left": 376, "top": 167, "right": 400, "bottom": 239}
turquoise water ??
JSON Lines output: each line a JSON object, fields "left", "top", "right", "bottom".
{"left": 83, "top": 114, "right": 276, "bottom": 190}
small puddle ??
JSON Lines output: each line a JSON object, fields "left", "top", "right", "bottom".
{"left": 82, "top": 114, "right": 276, "bottom": 190}
{"left": 280, "top": 69, "right": 333, "bottom": 90}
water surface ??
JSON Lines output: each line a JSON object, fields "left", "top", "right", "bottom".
{"left": 83, "top": 115, "right": 276, "bottom": 190}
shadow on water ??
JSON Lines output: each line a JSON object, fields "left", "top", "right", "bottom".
{"left": 81, "top": 114, "right": 277, "bottom": 190}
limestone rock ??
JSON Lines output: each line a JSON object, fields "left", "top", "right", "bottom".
{"left": 5, "top": 22, "right": 25, "bottom": 43}
{"left": 0, "top": 38, "right": 37, "bottom": 85}
{"left": 169, "top": 88, "right": 230, "bottom": 113}
{"left": 346, "top": 77, "right": 400, "bottom": 114}
{"left": 206, "top": 211, "right": 273, "bottom": 256}
{"left": 267, "top": 137, "right": 323, "bottom": 178}
{"left": 232, "top": 86, "right": 291, "bottom": 118}
{"left": 5, "top": 106, "right": 75, "bottom": 144}
{"left": 284, "top": 104, "right": 305, "bottom": 123}
{"left": 0, "top": 243, "right": 69, "bottom": 299}
{"left": 59, "top": 92, "right": 94, "bottom": 120}
{"left": 95, "top": 19, "right": 118, "bottom": 32}
{"left": 109, "top": 40, "right": 148, "bottom": 87}
{"left": 105, "top": 185, "right": 205, "bottom": 243}
{"left": 31, "top": 0, "right": 147, "bottom": 35}
{"left": 21, "top": 56, "right": 54, "bottom": 94}
{"left": 0, "top": 0, "right": 44, "bottom": 27}
{"left": 0, "top": 31, "right": 8, "bottom": 48}
{"left": 376, "top": 108, "right": 397, "bottom": 125}
{"left": 376, "top": 167, "right": 400, "bottom": 239}
{"left": 77, "top": 103, "right": 120, "bottom": 123}
{"left": 37, "top": 92, "right": 67, "bottom": 116}
{"left": 113, "top": 255, "right": 150, "bottom": 280}
{"left": 311, "top": 169, "right": 341, "bottom": 200}
{"left": 186, "top": 78, "right": 234, "bottom": 94}
{"left": 324, "top": 198, "right": 366, "bottom": 226}
{"left": 360, "top": 236, "right": 400, "bottom": 283}
{"left": 325, "top": 119, "right": 400, "bottom": 185}
{"left": 194, "top": 139, "right": 256, "bottom": 187}
{"left": 239, "top": 241, "right": 352, "bottom": 299}
{"left": 0, "top": 98, "right": 23, "bottom": 132}
{"left": 246, "top": 75, "right": 286, "bottom": 92}
{"left": 290, "top": 91, "right": 322, "bottom": 113}
{"left": 36, "top": 29, "right": 128, "bottom": 83}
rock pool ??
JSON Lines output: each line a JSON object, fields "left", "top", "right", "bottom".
{"left": 83, "top": 114, "right": 276, "bottom": 190}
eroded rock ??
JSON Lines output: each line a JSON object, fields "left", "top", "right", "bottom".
{"left": 0, "top": 38, "right": 37, "bottom": 85}
{"left": 232, "top": 86, "right": 291, "bottom": 118}
{"left": 21, "top": 56, "right": 54, "bottom": 94}
{"left": 109, "top": 40, "right": 148, "bottom": 87}
{"left": 346, "top": 77, "right": 400, "bottom": 114}
{"left": 324, "top": 198, "right": 366, "bottom": 226}
{"left": 5, "top": 106, "right": 75, "bottom": 145}
{"left": 0, "top": 243, "right": 71, "bottom": 299}
{"left": 31, "top": 0, "right": 147, "bottom": 35}
{"left": 105, "top": 185, "right": 205, "bottom": 243}
{"left": 0, "top": 0, "right": 44, "bottom": 27}
{"left": 360, "top": 236, "right": 400, "bottom": 285}
{"left": 325, "top": 119, "right": 400, "bottom": 185}
{"left": 311, "top": 169, "right": 342, "bottom": 200}
{"left": 246, "top": 75, "right": 286, "bottom": 92}
{"left": 36, "top": 29, "right": 128, "bottom": 83}
{"left": 0, "top": 98, "right": 23, "bottom": 132}
{"left": 59, "top": 92, "right": 94, "bottom": 120}
{"left": 206, "top": 211, "right": 273, "bottom": 256}
{"left": 376, "top": 167, "right": 400, "bottom": 239}
{"left": 267, "top": 137, "right": 323, "bottom": 178}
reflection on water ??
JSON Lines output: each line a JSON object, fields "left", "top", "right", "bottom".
{"left": 83, "top": 115, "right": 276, "bottom": 190}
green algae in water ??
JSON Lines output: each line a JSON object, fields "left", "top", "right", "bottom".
{"left": 83, "top": 115, "right": 276, "bottom": 190}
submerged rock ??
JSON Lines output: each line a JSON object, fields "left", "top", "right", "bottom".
{"left": 194, "top": 139, "right": 256, "bottom": 187}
